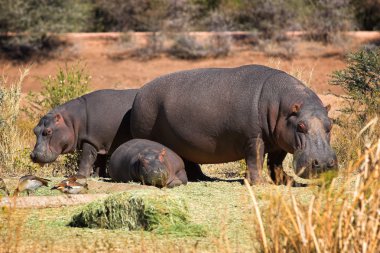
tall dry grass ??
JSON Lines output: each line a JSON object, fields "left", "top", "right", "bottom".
{"left": 0, "top": 69, "right": 38, "bottom": 176}
{"left": 247, "top": 134, "right": 380, "bottom": 252}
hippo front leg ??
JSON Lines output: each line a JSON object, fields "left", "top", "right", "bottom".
{"left": 167, "top": 169, "right": 188, "bottom": 188}
{"left": 245, "top": 138, "right": 265, "bottom": 185}
{"left": 267, "top": 150, "right": 289, "bottom": 185}
{"left": 77, "top": 143, "right": 98, "bottom": 177}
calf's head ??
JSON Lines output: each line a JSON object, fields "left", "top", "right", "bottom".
{"left": 136, "top": 148, "right": 169, "bottom": 186}
{"left": 30, "top": 113, "right": 75, "bottom": 164}
{"left": 278, "top": 103, "right": 338, "bottom": 178}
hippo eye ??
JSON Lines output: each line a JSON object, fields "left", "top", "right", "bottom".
{"left": 42, "top": 128, "right": 52, "bottom": 136}
{"left": 297, "top": 122, "right": 308, "bottom": 133}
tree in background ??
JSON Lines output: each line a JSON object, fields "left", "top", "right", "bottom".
{"left": 304, "top": 0, "right": 355, "bottom": 44}
{"left": 0, "top": 0, "right": 92, "bottom": 60}
{"left": 351, "top": 0, "right": 380, "bottom": 31}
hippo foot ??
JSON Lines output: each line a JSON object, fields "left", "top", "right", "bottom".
{"left": 247, "top": 176, "right": 267, "bottom": 185}
{"left": 167, "top": 178, "right": 186, "bottom": 188}
{"left": 184, "top": 161, "right": 214, "bottom": 182}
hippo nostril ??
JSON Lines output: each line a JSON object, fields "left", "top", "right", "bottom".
{"left": 327, "top": 159, "right": 336, "bottom": 169}
{"left": 312, "top": 159, "right": 320, "bottom": 168}
{"left": 30, "top": 152, "right": 36, "bottom": 162}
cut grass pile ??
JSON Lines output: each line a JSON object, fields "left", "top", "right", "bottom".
{"left": 69, "top": 190, "right": 207, "bottom": 237}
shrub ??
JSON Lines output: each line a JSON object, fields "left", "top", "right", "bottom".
{"left": 233, "top": 0, "right": 298, "bottom": 40}
{"left": 25, "top": 63, "right": 90, "bottom": 119}
{"left": 304, "top": 0, "right": 355, "bottom": 44}
{"left": 130, "top": 32, "right": 166, "bottom": 60}
{"left": 168, "top": 32, "right": 231, "bottom": 59}
{"left": 207, "top": 33, "right": 232, "bottom": 57}
{"left": 168, "top": 34, "right": 208, "bottom": 59}
{"left": 93, "top": 0, "right": 170, "bottom": 32}
{"left": 329, "top": 48, "right": 379, "bottom": 167}
{"left": 0, "top": 0, "right": 93, "bottom": 60}
{"left": 330, "top": 48, "right": 380, "bottom": 122}
{"left": 351, "top": 0, "right": 380, "bottom": 31}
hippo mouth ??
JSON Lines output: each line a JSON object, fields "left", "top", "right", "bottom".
{"left": 293, "top": 150, "right": 337, "bottom": 176}
{"left": 30, "top": 149, "right": 60, "bottom": 164}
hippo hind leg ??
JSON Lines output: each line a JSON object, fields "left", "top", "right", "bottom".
{"left": 183, "top": 160, "right": 214, "bottom": 182}
{"left": 93, "top": 154, "right": 109, "bottom": 178}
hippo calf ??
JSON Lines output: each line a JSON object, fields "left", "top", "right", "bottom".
{"left": 130, "top": 65, "right": 338, "bottom": 184}
{"left": 30, "top": 89, "right": 138, "bottom": 177}
{"left": 109, "top": 139, "right": 187, "bottom": 188}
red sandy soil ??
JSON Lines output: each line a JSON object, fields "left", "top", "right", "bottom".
{"left": 1, "top": 32, "right": 379, "bottom": 100}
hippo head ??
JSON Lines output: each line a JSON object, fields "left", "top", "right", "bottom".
{"left": 136, "top": 148, "right": 169, "bottom": 187}
{"left": 30, "top": 113, "right": 75, "bottom": 164}
{"left": 278, "top": 103, "right": 338, "bottom": 178}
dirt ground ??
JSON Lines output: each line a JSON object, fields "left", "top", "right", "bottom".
{"left": 1, "top": 31, "right": 379, "bottom": 97}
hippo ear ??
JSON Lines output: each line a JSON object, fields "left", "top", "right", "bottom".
{"left": 291, "top": 103, "right": 301, "bottom": 114}
{"left": 325, "top": 104, "right": 331, "bottom": 113}
{"left": 54, "top": 113, "right": 63, "bottom": 124}
{"left": 159, "top": 148, "right": 166, "bottom": 162}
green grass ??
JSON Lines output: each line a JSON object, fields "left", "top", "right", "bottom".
{"left": 0, "top": 176, "right": 324, "bottom": 252}
{"left": 69, "top": 190, "right": 207, "bottom": 237}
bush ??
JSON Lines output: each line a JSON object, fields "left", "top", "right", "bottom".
{"left": 351, "top": 0, "right": 380, "bottom": 31}
{"left": 329, "top": 48, "right": 379, "bottom": 167}
{"left": 304, "top": 0, "right": 355, "bottom": 44}
{"left": 93, "top": 0, "right": 170, "bottom": 32}
{"left": 25, "top": 63, "right": 90, "bottom": 118}
{"left": 208, "top": 33, "right": 232, "bottom": 57}
{"left": 130, "top": 32, "right": 166, "bottom": 60}
{"left": 168, "top": 32, "right": 231, "bottom": 59}
{"left": 0, "top": 0, "right": 93, "bottom": 60}
{"left": 233, "top": 0, "right": 298, "bottom": 40}
{"left": 168, "top": 34, "right": 208, "bottom": 59}
{"left": 330, "top": 48, "right": 380, "bottom": 121}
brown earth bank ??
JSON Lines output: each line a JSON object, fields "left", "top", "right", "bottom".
{"left": 1, "top": 31, "right": 379, "bottom": 96}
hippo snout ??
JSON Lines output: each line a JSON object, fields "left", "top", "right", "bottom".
{"left": 294, "top": 149, "right": 338, "bottom": 178}
{"left": 29, "top": 148, "right": 59, "bottom": 164}
{"left": 311, "top": 156, "right": 337, "bottom": 172}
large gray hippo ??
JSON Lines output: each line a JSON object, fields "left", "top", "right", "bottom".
{"left": 30, "top": 89, "right": 137, "bottom": 177}
{"left": 130, "top": 65, "right": 337, "bottom": 184}
{"left": 109, "top": 139, "right": 187, "bottom": 188}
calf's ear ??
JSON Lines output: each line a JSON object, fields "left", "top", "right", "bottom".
{"left": 159, "top": 148, "right": 166, "bottom": 162}
{"left": 291, "top": 103, "right": 301, "bottom": 113}
{"left": 54, "top": 113, "right": 63, "bottom": 124}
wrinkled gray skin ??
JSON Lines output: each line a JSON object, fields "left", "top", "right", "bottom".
{"left": 109, "top": 139, "right": 187, "bottom": 188}
{"left": 130, "top": 65, "right": 337, "bottom": 184}
{"left": 30, "top": 89, "right": 138, "bottom": 177}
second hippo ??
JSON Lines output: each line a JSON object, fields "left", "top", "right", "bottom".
{"left": 109, "top": 139, "right": 188, "bottom": 188}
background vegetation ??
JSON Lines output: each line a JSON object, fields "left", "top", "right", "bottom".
{"left": 0, "top": 0, "right": 378, "bottom": 60}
